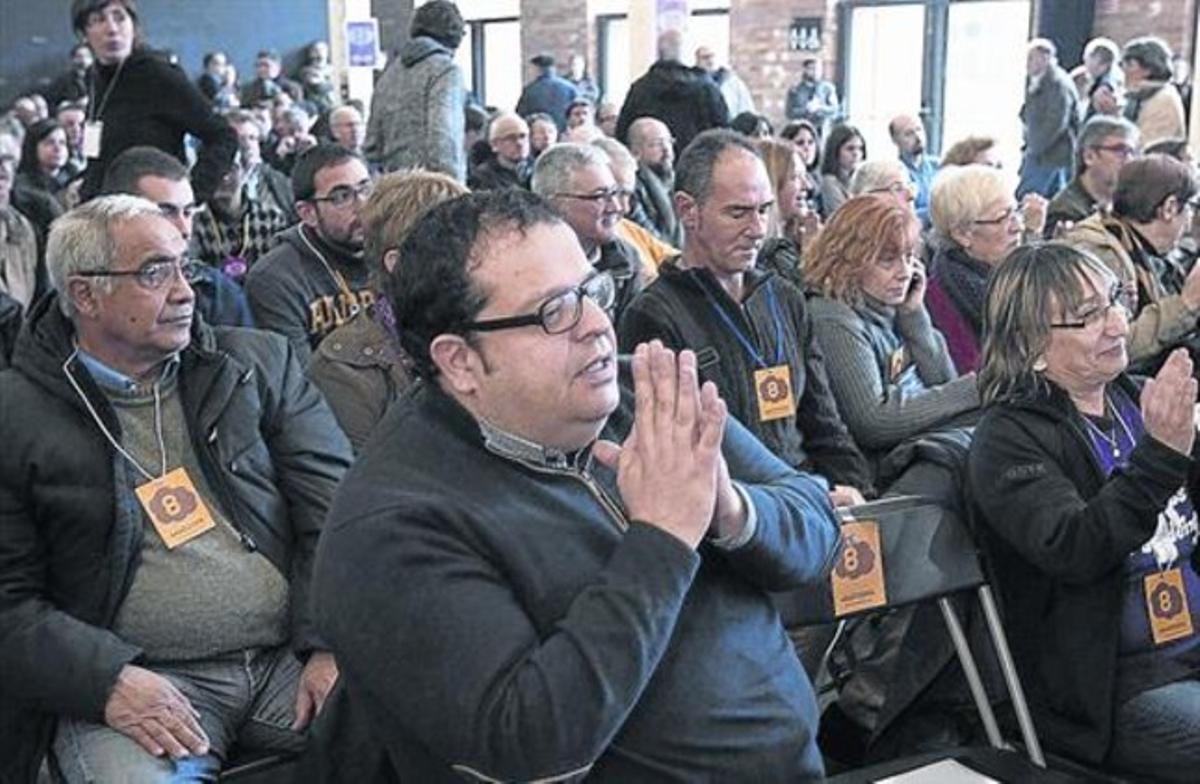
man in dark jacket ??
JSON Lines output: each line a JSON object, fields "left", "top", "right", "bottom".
{"left": 312, "top": 187, "right": 839, "bottom": 781}
{"left": 616, "top": 30, "right": 729, "bottom": 157}
{"left": 515, "top": 54, "right": 579, "bottom": 131}
{"left": 531, "top": 143, "right": 644, "bottom": 324}
{"left": 1018, "top": 38, "right": 1081, "bottom": 199}
{"left": 619, "top": 129, "right": 872, "bottom": 507}
{"left": 0, "top": 195, "right": 352, "bottom": 783}
{"left": 628, "top": 116, "right": 683, "bottom": 246}
{"left": 468, "top": 112, "right": 534, "bottom": 191}
{"left": 246, "top": 144, "right": 375, "bottom": 363}
{"left": 1045, "top": 115, "right": 1138, "bottom": 237}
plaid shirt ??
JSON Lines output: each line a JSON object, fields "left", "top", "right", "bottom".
{"left": 191, "top": 194, "right": 291, "bottom": 274}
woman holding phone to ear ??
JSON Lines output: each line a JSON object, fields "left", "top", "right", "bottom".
{"left": 71, "top": 0, "right": 236, "bottom": 203}
{"left": 805, "top": 194, "right": 981, "bottom": 467}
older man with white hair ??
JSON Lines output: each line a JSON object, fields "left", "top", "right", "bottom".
{"left": 0, "top": 194, "right": 351, "bottom": 782}
{"left": 532, "top": 143, "right": 645, "bottom": 323}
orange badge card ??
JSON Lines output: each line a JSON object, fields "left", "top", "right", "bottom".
{"left": 754, "top": 365, "right": 796, "bottom": 422}
{"left": 134, "top": 467, "right": 216, "bottom": 549}
{"left": 888, "top": 348, "right": 906, "bottom": 382}
{"left": 1144, "top": 569, "right": 1195, "bottom": 646}
{"left": 831, "top": 520, "right": 888, "bottom": 617}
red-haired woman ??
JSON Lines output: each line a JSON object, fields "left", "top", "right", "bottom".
{"left": 805, "top": 194, "right": 980, "bottom": 464}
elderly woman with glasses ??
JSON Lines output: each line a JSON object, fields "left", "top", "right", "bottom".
{"left": 806, "top": 194, "right": 980, "bottom": 465}
{"left": 925, "top": 164, "right": 1025, "bottom": 373}
{"left": 969, "top": 242, "right": 1200, "bottom": 781}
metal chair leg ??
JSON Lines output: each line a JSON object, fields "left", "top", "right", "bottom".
{"left": 938, "top": 597, "right": 1005, "bottom": 750}
{"left": 978, "top": 584, "right": 1046, "bottom": 768}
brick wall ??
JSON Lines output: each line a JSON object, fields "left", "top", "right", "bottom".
{"left": 496, "top": 0, "right": 1195, "bottom": 124}
{"left": 1092, "top": 0, "right": 1195, "bottom": 60}
{"left": 730, "top": 0, "right": 836, "bottom": 122}
{"left": 519, "top": 0, "right": 591, "bottom": 83}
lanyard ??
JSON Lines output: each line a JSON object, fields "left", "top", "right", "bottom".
{"left": 62, "top": 349, "right": 167, "bottom": 482}
{"left": 700, "top": 279, "right": 787, "bottom": 369}
{"left": 298, "top": 225, "right": 355, "bottom": 299}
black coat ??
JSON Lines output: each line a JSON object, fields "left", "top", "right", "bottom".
{"left": 0, "top": 296, "right": 352, "bottom": 782}
{"left": 618, "top": 261, "right": 872, "bottom": 494}
{"left": 615, "top": 61, "right": 729, "bottom": 156}
{"left": 967, "top": 376, "right": 1200, "bottom": 765}
{"left": 80, "top": 48, "right": 238, "bottom": 203}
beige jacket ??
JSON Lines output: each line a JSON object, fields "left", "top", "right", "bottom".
{"left": 1131, "top": 82, "right": 1186, "bottom": 147}
{"left": 1062, "top": 211, "right": 1200, "bottom": 364}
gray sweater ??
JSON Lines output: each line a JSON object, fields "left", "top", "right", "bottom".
{"left": 807, "top": 295, "right": 980, "bottom": 455}
{"left": 109, "top": 376, "right": 289, "bottom": 661}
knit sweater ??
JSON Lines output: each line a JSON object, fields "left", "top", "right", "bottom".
{"left": 807, "top": 295, "right": 980, "bottom": 459}
{"left": 107, "top": 373, "right": 289, "bottom": 661}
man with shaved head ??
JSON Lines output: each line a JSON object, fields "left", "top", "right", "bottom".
{"left": 628, "top": 117, "right": 683, "bottom": 246}
{"left": 468, "top": 112, "right": 534, "bottom": 191}
{"left": 615, "top": 30, "right": 729, "bottom": 157}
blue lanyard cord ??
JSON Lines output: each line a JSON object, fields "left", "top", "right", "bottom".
{"left": 699, "top": 278, "right": 787, "bottom": 369}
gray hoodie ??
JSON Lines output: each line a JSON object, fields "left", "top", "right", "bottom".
{"left": 365, "top": 36, "right": 466, "bottom": 181}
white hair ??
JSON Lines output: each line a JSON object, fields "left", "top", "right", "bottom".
{"left": 47, "top": 194, "right": 163, "bottom": 317}
{"left": 849, "top": 159, "right": 908, "bottom": 195}
{"left": 531, "top": 143, "right": 612, "bottom": 198}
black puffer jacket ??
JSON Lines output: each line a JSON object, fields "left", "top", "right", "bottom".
{"left": 615, "top": 61, "right": 729, "bottom": 156}
{"left": 0, "top": 295, "right": 352, "bottom": 783}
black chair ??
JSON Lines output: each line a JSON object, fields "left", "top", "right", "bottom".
{"left": 784, "top": 495, "right": 1048, "bottom": 774}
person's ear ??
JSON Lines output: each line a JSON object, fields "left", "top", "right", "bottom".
{"left": 68, "top": 278, "right": 101, "bottom": 318}
{"left": 295, "top": 200, "right": 318, "bottom": 227}
{"left": 382, "top": 248, "right": 401, "bottom": 274}
{"left": 675, "top": 191, "right": 698, "bottom": 231}
{"left": 951, "top": 224, "right": 974, "bottom": 250}
{"left": 430, "top": 334, "right": 482, "bottom": 396}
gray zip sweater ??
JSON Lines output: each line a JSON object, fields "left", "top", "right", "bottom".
{"left": 807, "top": 295, "right": 980, "bottom": 456}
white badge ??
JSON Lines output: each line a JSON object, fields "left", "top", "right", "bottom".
{"left": 83, "top": 121, "right": 103, "bottom": 159}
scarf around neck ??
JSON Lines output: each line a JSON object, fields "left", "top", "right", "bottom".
{"left": 936, "top": 245, "right": 992, "bottom": 337}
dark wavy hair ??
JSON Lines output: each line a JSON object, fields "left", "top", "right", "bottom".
{"left": 391, "top": 189, "right": 565, "bottom": 379}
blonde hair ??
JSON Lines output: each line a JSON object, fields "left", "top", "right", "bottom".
{"left": 804, "top": 194, "right": 920, "bottom": 304}
{"left": 930, "top": 164, "right": 1015, "bottom": 248}
{"left": 849, "top": 159, "right": 908, "bottom": 195}
{"left": 361, "top": 170, "right": 468, "bottom": 277}
{"left": 756, "top": 137, "right": 800, "bottom": 239}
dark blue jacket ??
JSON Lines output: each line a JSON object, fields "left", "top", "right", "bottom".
{"left": 314, "top": 381, "right": 840, "bottom": 782}
{"left": 516, "top": 72, "right": 579, "bottom": 130}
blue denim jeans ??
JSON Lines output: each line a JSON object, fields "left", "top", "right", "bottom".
{"left": 1107, "top": 678, "right": 1200, "bottom": 783}
{"left": 51, "top": 647, "right": 306, "bottom": 783}
{"left": 1016, "top": 154, "right": 1069, "bottom": 200}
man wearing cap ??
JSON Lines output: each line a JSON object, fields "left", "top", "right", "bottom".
{"left": 516, "top": 54, "right": 580, "bottom": 132}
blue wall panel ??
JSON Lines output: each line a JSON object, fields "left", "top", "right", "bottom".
{"left": 0, "top": 0, "right": 330, "bottom": 107}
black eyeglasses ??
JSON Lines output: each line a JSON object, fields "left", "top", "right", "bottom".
{"left": 556, "top": 187, "right": 627, "bottom": 205}
{"left": 459, "top": 271, "right": 616, "bottom": 335}
{"left": 310, "top": 180, "right": 373, "bottom": 209}
{"left": 1050, "top": 284, "right": 1130, "bottom": 329}
{"left": 74, "top": 258, "right": 203, "bottom": 290}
